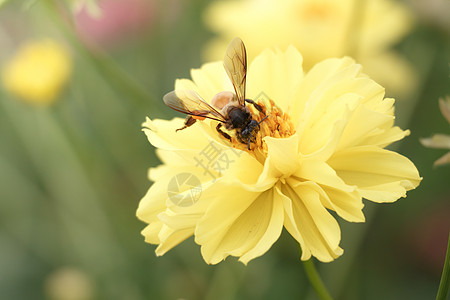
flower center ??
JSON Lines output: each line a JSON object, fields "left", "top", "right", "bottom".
{"left": 229, "top": 99, "right": 295, "bottom": 154}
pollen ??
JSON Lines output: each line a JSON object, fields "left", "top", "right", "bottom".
{"left": 230, "top": 99, "right": 296, "bottom": 154}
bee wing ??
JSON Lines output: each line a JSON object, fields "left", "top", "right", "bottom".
{"left": 163, "top": 90, "right": 227, "bottom": 122}
{"left": 223, "top": 37, "right": 247, "bottom": 106}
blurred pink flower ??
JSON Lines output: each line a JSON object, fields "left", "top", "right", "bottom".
{"left": 404, "top": 201, "right": 450, "bottom": 274}
{"left": 74, "top": 0, "right": 155, "bottom": 48}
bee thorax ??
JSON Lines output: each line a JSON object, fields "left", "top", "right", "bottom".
{"left": 227, "top": 106, "right": 251, "bottom": 129}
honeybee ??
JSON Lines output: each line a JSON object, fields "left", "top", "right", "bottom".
{"left": 163, "top": 37, "right": 266, "bottom": 149}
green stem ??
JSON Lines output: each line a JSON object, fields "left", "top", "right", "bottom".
{"left": 42, "top": 0, "right": 161, "bottom": 113}
{"left": 303, "top": 259, "right": 334, "bottom": 300}
{"left": 436, "top": 230, "right": 450, "bottom": 300}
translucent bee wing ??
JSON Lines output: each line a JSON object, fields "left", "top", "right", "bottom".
{"left": 163, "top": 90, "right": 227, "bottom": 122}
{"left": 223, "top": 37, "right": 247, "bottom": 106}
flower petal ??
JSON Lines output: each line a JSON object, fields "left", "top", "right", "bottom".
{"left": 221, "top": 150, "right": 275, "bottom": 192}
{"left": 196, "top": 187, "right": 283, "bottom": 264}
{"left": 291, "top": 163, "right": 364, "bottom": 222}
{"left": 290, "top": 57, "right": 359, "bottom": 127}
{"left": 141, "top": 222, "right": 194, "bottom": 256}
{"left": 155, "top": 226, "right": 194, "bottom": 256}
{"left": 439, "top": 96, "right": 450, "bottom": 124}
{"left": 337, "top": 102, "right": 398, "bottom": 150}
{"left": 319, "top": 186, "right": 365, "bottom": 223}
{"left": 141, "top": 221, "right": 163, "bottom": 244}
{"left": 420, "top": 134, "right": 450, "bottom": 150}
{"left": 359, "top": 51, "right": 418, "bottom": 98}
{"left": 295, "top": 160, "right": 354, "bottom": 192}
{"left": 189, "top": 61, "right": 234, "bottom": 101}
{"left": 239, "top": 189, "right": 284, "bottom": 264}
{"left": 136, "top": 167, "right": 171, "bottom": 223}
{"left": 262, "top": 134, "right": 300, "bottom": 179}
{"left": 281, "top": 180, "right": 343, "bottom": 262}
{"left": 362, "top": 126, "right": 409, "bottom": 148}
{"left": 434, "top": 152, "right": 450, "bottom": 166}
{"left": 246, "top": 46, "right": 303, "bottom": 111}
{"left": 328, "top": 146, "right": 421, "bottom": 203}
{"left": 142, "top": 117, "right": 211, "bottom": 151}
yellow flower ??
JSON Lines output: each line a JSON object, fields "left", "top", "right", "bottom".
{"left": 1, "top": 39, "right": 72, "bottom": 105}
{"left": 420, "top": 96, "right": 450, "bottom": 166}
{"left": 204, "top": 0, "right": 416, "bottom": 97}
{"left": 137, "top": 45, "right": 421, "bottom": 264}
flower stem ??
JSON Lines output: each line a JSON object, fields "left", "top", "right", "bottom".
{"left": 42, "top": 0, "right": 162, "bottom": 113}
{"left": 436, "top": 230, "right": 450, "bottom": 300}
{"left": 302, "top": 259, "right": 334, "bottom": 300}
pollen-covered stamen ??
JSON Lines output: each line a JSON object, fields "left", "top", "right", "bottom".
{"left": 230, "top": 99, "right": 296, "bottom": 153}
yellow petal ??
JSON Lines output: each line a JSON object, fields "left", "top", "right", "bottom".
{"left": 319, "top": 186, "right": 365, "bottom": 223}
{"left": 439, "top": 96, "right": 450, "bottom": 124}
{"left": 328, "top": 146, "right": 421, "bottom": 203}
{"left": 2, "top": 39, "right": 72, "bottom": 104}
{"left": 165, "top": 178, "right": 225, "bottom": 218}
{"left": 363, "top": 126, "right": 410, "bottom": 148}
{"left": 136, "top": 170, "right": 168, "bottom": 223}
{"left": 294, "top": 160, "right": 354, "bottom": 192}
{"left": 220, "top": 150, "right": 274, "bottom": 192}
{"left": 196, "top": 187, "right": 284, "bottom": 264}
{"left": 158, "top": 210, "right": 200, "bottom": 232}
{"left": 142, "top": 117, "right": 211, "bottom": 151}
{"left": 155, "top": 226, "right": 194, "bottom": 256}
{"left": 291, "top": 57, "right": 359, "bottom": 127}
{"left": 279, "top": 185, "right": 309, "bottom": 260}
{"left": 262, "top": 134, "right": 301, "bottom": 179}
{"left": 289, "top": 178, "right": 364, "bottom": 222}
{"left": 359, "top": 51, "right": 418, "bottom": 98}
{"left": 337, "top": 103, "right": 398, "bottom": 150}
{"left": 434, "top": 152, "right": 450, "bottom": 166}
{"left": 281, "top": 180, "right": 343, "bottom": 262}
{"left": 299, "top": 99, "right": 359, "bottom": 160}
{"left": 246, "top": 46, "right": 303, "bottom": 111}
{"left": 190, "top": 62, "right": 234, "bottom": 102}
{"left": 240, "top": 189, "right": 284, "bottom": 264}
{"left": 203, "top": 0, "right": 289, "bottom": 62}
{"left": 420, "top": 134, "right": 450, "bottom": 150}
{"left": 142, "top": 221, "right": 194, "bottom": 256}
{"left": 141, "top": 221, "right": 163, "bottom": 244}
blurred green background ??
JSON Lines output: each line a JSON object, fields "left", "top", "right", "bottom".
{"left": 0, "top": 0, "right": 449, "bottom": 299}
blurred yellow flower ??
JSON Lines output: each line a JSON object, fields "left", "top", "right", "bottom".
{"left": 420, "top": 96, "right": 450, "bottom": 166}
{"left": 137, "top": 45, "right": 421, "bottom": 264}
{"left": 204, "top": 0, "right": 417, "bottom": 97}
{"left": 2, "top": 39, "right": 72, "bottom": 105}
{"left": 45, "top": 267, "right": 93, "bottom": 300}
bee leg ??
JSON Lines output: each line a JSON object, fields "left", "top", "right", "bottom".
{"left": 176, "top": 115, "right": 197, "bottom": 132}
{"left": 216, "top": 123, "right": 231, "bottom": 141}
{"left": 245, "top": 99, "right": 264, "bottom": 114}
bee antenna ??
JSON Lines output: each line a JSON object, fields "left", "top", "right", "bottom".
{"left": 258, "top": 114, "right": 269, "bottom": 125}
{"left": 247, "top": 115, "right": 270, "bottom": 150}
